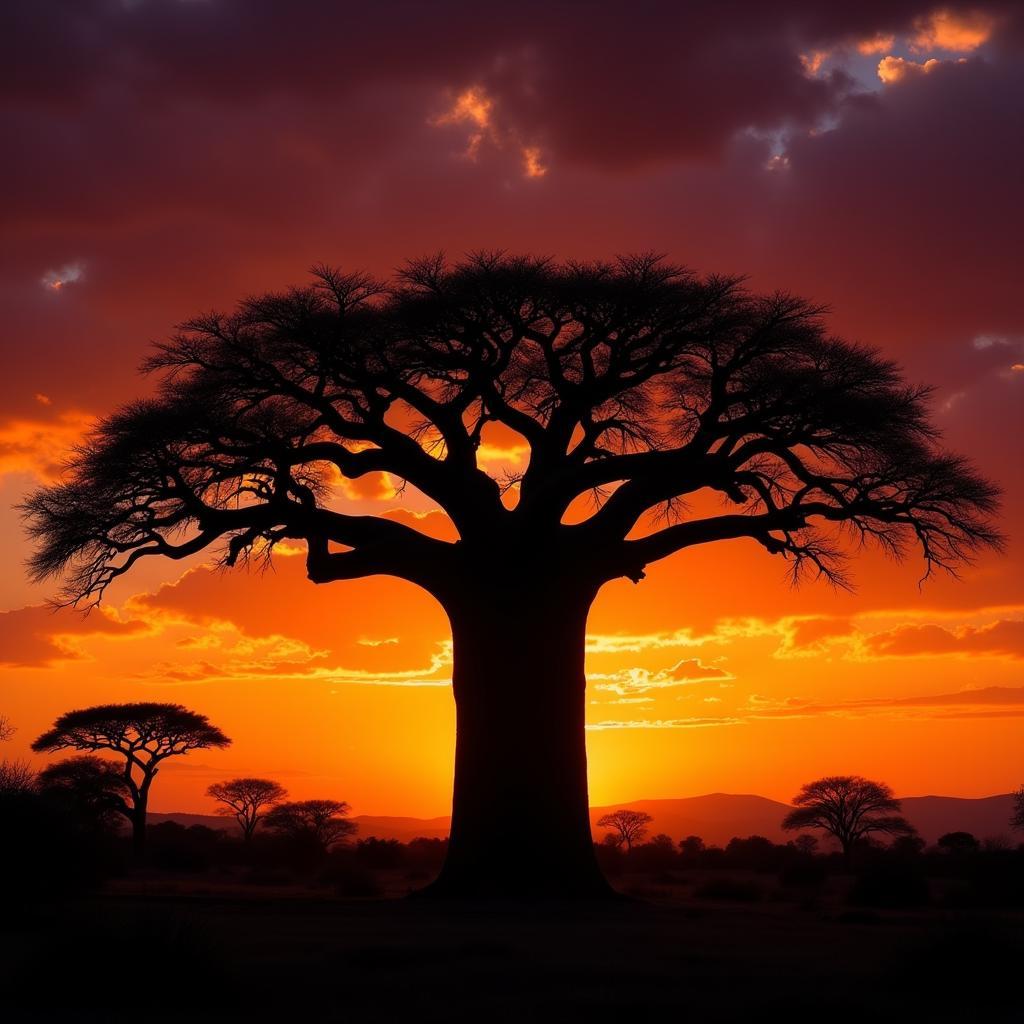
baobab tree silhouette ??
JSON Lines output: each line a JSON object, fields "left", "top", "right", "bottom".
{"left": 22, "top": 254, "right": 1001, "bottom": 897}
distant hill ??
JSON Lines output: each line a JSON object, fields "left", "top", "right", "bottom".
{"left": 899, "top": 794, "right": 1016, "bottom": 844}
{"left": 149, "top": 792, "right": 1017, "bottom": 847}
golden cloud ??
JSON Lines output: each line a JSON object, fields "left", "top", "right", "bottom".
{"left": 0, "top": 409, "right": 94, "bottom": 482}
{"left": 855, "top": 33, "right": 896, "bottom": 55}
{"left": 431, "top": 84, "right": 547, "bottom": 181}
{"left": 877, "top": 55, "right": 945, "bottom": 83}
{"left": 910, "top": 8, "right": 995, "bottom": 53}
{"left": 862, "top": 617, "right": 1024, "bottom": 659}
{"left": 0, "top": 604, "right": 150, "bottom": 668}
{"left": 591, "top": 658, "right": 733, "bottom": 697}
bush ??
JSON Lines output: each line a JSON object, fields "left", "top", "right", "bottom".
{"left": 355, "top": 836, "right": 407, "bottom": 870}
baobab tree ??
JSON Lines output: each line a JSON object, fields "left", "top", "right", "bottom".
{"left": 207, "top": 777, "right": 288, "bottom": 842}
{"left": 782, "top": 775, "right": 916, "bottom": 867}
{"left": 21, "top": 254, "right": 1001, "bottom": 897}
{"left": 32, "top": 702, "right": 231, "bottom": 857}
{"left": 597, "top": 809, "right": 654, "bottom": 851}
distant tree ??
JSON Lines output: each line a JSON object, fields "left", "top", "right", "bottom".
{"left": 725, "top": 835, "right": 783, "bottom": 871}
{"left": 355, "top": 836, "right": 407, "bottom": 870}
{"left": 32, "top": 702, "right": 231, "bottom": 857}
{"left": 207, "top": 777, "right": 287, "bottom": 843}
{"left": 0, "top": 759, "right": 36, "bottom": 796}
{"left": 888, "top": 833, "right": 926, "bottom": 858}
{"left": 0, "top": 715, "right": 13, "bottom": 742}
{"left": 782, "top": 775, "right": 916, "bottom": 867}
{"left": 263, "top": 799, "right": 357, "bottom": 852}
{"left": 596, "top": 809, "right": 654, "bottom": 851}
{"left": 649, "top": 833, "right": 675, "bottom": 850}
{"left": 1012, "top": 785, "right": 1024, "bottom": 832}
{"left": 937, "top": 831, "right": 980, "bottom": 855}
{"left": 21, "top": 255, "right": 1003, "bottom": 899}
{"left": 38, "top": 755, "right": 131, "bottom": 831}
{"left": 679, "top": 835, "right": 705, "bottom": 860}
{"left": 792, "top": 834, "right": 819, "bottom": 856}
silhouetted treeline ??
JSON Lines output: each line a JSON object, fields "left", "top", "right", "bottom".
{"left": 4, "top": 782, "right": 1024, "bottom": 911}
{"left": 0, "top": 764, "right": 127, "bottom": 912}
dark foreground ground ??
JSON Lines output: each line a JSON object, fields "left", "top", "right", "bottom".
{"left": 2, "top": 877, "right": 1022, "bottom": 1023}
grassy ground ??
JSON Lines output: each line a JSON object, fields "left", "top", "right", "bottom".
{"left": 2, "top": 873, "right": 1021, "bottom": 1021}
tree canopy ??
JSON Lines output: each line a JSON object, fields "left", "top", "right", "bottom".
{"left": 32, "top": 703, "right": 231, "bottom": 760}
{"left": 207, "top": 777, "right": 288, "bottom": 841}
{"left": 22, "top": 254, "right": 1001, "bottom": 609}
{"left": 38, "top": 755, "right": 132, "bottom": 830}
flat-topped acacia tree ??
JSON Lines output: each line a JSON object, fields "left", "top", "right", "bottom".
{"left": 32, "top": 702, "right": 231, "bottom": 857}
{"left": 23, "top": 254, "right": 1001, "bottom": 897}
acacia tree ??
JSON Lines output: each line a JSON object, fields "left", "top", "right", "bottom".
{"left": 207, "top": 777, "right": 287, "bottom": 842}
{"left": 38, "top": 755, "right": 131, "bottom": 832}
{"left": 596, "top": 809, "right": 654, "bottom": 851}
{"left": 263, "top": 799, "right": 357, "bottom": 851}
{"left": 21, "top": 254, "right": 1001, "bottom": 897}
{"left": 782, "top": 775, "right": 916, "bottom": 867}
{"left": 31, "top": 702, "right": 231, "bottom": 857}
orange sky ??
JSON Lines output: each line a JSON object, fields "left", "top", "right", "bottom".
{"left": 1, "top": 1, "right": 1022, "bottom": 817}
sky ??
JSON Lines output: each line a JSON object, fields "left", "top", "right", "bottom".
{"left": 1, "top": 0, "right": 1022, "bottom": 818}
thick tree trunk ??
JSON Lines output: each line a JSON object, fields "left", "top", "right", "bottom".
{"left": 424, "top": 580, "right": 613, "bottom": 899}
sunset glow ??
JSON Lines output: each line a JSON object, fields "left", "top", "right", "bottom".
{"left": 2, "top": 0, "right": 1022, "bottom": 826}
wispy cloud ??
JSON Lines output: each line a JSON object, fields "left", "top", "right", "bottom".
{"left": 587, "top": 716, "right": 743, "bottom": 731}
{"left": 39, "top": 261, "right": 85, "bottom": 293}
{"left": 591, "top": 658, "right": 733, "bottom": 697}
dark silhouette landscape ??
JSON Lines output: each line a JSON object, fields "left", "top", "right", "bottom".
{"left": 147, "top": 791, "right": 1020, "bottom": 848}
{"left": 4, "top": 2, "right": 1024, "bottom": 1020}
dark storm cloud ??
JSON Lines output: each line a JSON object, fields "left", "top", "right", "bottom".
{"left": 0, "top": 0, "right": 1021, "bottom": 455}
{"left": 4, "top": 0, "right": 1018, "bottom": 174}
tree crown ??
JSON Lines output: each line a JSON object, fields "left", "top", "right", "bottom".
{"left": 21, "top": 253, "right": 1002, "bottom": 607}
{"left": 207, "top": 777, "right": 287, "bottom": 807}
{"left": 596, "top": 809, "right": 654, "bottom": 844}
{"left": 782, "top": 774, "right": 915, "bottom": 843}
{"left": 32, "top": 702, "right": 231, "bottom": 761}
{"left": 263, "top": 798, "right": 357, "bottom": 847}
